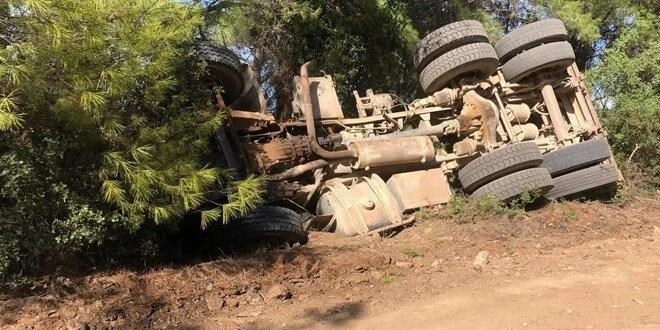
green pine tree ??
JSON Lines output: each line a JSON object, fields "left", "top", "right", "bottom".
{"left": 0, "top": 0, "right": 263, "bottom": 280}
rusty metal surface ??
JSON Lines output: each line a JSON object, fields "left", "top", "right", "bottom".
{"left": 242, "top": 136, "right": 313, "bottom": 174}
{"left": 541, "top": 84, "right": 569, "bottom": 142}
{"left": 266, "top": 181, "right": 315, "bottom": 206}
{"left": 386, "top": 169, "right": 452, "bottom": 214}
{"left": 511, "top": 123, "right": 540, "bottom": 141}
{"left": 267, "top": 159, "right": 328, "bottom": 181}
{"left": 458, "top": 91, "right": 499, "bottom": 146}
{"left": 293, "top": 76, "right": 344, "bottom": 120}
{"left": 453, "top": 138, "right": 480, "bottom": 156}
{"left": 354, "top": 89, "right": 394, "bottom": 117}
{"left": 316, "top": 174, "right": 403, "bottom": 237}
{"left": 229, "top": 110, "right": 276, "bottom": 132}
{"left": 318, "top": 106, "right": 453, "bottom": 127}
{"left": 229, "top": 110, "right": 275, "bottom": 122}
{"left": 505, "top": 103, "right": 531, "bottom": 124}
{"left": 348, "top": 136, "right": 435, "bottom": 169}
{"left": 568, "top": 63, "right": 603, "bottom": 131}
{"left": 299, "top": 62, "right": 357, "bottom": 161}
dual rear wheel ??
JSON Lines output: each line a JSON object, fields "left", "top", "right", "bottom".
{"left": 415, "top": 20, "right": 499, "bottom": 94}
{"left": 415, "top": 19, "right": 577, "bottom": 93}
{"left": 459, "top": 140, "right": 619, "bottom": 202}
{"left": 495, "top": 19, "right": 575, "bottom": 82}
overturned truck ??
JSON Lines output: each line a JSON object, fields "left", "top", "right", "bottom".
{"left": 204, "top": 19, "right": 621, "bottom": 244}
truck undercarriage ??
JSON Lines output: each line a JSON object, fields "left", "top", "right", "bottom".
{"left": 203, "top": 19, "right": 622, "bottom": 245}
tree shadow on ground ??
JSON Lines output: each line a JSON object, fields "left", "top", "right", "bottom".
{"left": 241, "top": 300, "right": 367, "bottom": 330}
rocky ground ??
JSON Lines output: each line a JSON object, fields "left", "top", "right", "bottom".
{"left": 1, "top": 196, "right": 659, "bottom": 330}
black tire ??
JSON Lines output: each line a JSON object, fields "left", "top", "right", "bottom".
{"left": 229, "top": 85, "right": 260, "bottom": 111}
{"left": 495, "top": 19, "right": 568, "bottom": 63}
{"left": 501, "top": 41, "right": 575, "bottom": 82}
{"left": 233, "top": 205, "right": 308, "bottom": 246}
{"left": 545, "top": 163, "right": 619, "bottom": 200}
{"left": 542, "top": 139, "right": 612, "bottom": 177}
{"left": 471, "top": 168, "right": 554, "bottom": 202}
{"left": 414, "top": 20, "right": 489, "bottom": 73}
{"left": 459, "top": 142, "right": 543, "bottom": 193}
{"left": 196, "top": 41, "right": 244, "bottom": 105}
{"left": 419, "top": 43, "right": 499, "bottom": 94}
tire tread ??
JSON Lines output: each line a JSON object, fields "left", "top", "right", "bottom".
{"left": 234, "top": 206, "right": 308, "bottom": 245}
{"left": 495, "top": 19, "right": 568, "bottom": 63}
{"left": 542, "top": 139, "right": 612, "bottom": 177}
{"left": 545, "top": 163, "right": 619, "bottom": 200}
{"left": 459, "top": 142, "right": 543, "bottom": 193}
{"left": 415, "top": 20, "right": 489, "bottom": 72}
{"left": 419, "top": 43, "right": 499, "bottom": 94}
{"left": 501, "top": 41, "right": 575, "bottom": 82}
{"left": 471, "top": 168, "right": 554, "bottom": 202}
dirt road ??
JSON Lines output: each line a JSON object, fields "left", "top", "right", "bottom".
{"left": 2, "top": 198, "right": 659, "bottom": 330}
{"left": 319, "top": 238, "right": 660, "bottom": 330}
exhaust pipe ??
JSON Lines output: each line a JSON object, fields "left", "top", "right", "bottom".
{"left": 300, "top": 62, "right": 357, "bottom": 160}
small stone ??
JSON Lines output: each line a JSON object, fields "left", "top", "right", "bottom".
{"left": 204, "top": 295, "right": 225, "bottom": 311}
{"left": 369, "top": 271, "right": 384, "bottom": 281}
{"left": 265, "top": 284, "right": 292, "bottom": 301}
{"left": 522, "top": 322, "right": 529, "bottom": 327}
{"left": 355, "top": 265, "right": 367, "bottom": 273}
{"left": 431, "top": 260, "right": 441, "bottom": 268}
{"left": 205, "top": 284, "right": 214, "bottom": 291}
{"left": 248, "top": 291, "right": 265, "bottom": 305}
{"left": 472, "top": 251, "right": 490, "bottom": 271}
{"left": 395, "top": 261, "right": 414, "bottom": 269}
{"left": 654, "top": 226, "right": 660, "bottom": 235}
{"left": 565, "top": 308, "right": 573, "bottom": 314}
{"left": 71, "top": 323, "right": 90, "bottom": 330}
{"left": 632, "top": 298, "right": 645, "bottom": 306}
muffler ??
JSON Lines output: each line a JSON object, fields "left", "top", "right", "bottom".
{"left": 348, "top": 136, "right": 435, "bottom": 169}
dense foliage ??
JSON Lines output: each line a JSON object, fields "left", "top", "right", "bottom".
{"left": 589, "top": 9, "right": 660, "bottom": 185}
{"left": 0, "top": 0, "right": 657, "bottom": 283}
{"left": 218, "top": 0, "right": 420, "bottom": 116}
{"left": 0, "top": 0, "right": 262, "bottom": 282}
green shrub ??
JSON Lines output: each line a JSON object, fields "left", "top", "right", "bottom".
{"left": 588, "top": 11, "right": 660, "bottom": 187}
{"left": 0, "top": 0, "right": 262, "bottom": 283}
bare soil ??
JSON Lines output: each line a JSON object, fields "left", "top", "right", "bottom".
{"left": 2, "top": 197, "right": 659, "bottom": 330}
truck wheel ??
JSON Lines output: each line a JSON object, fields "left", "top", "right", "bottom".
{"left": 495, "top": 19, "right": 568, "bottom": 63}
{"left": 420, "top": 43, "right": 499, "bottom": 94}
{"left": 471, "top": 168, "right": 554, "bottom": 202}
{"left": 414, "top": 20, "right": 489, "bottom": 73}
{"left": 501, "top": 41, "right": 575, "bottom": 82}
{"left": 232, "top": 205, "right": 308, "bottom": 246}
{"left": 196, "top": 41, "right": 245, "bottom": 105}
{"left": 542, "top": 139, "right": 613, "bottom": 177}
{"left": 459, "top": 142, "right": 543, "bottom": 193}
{"left": 229, "top": 85, "right": 260, "bottom": 111}
{"left": 545, "top": 163, "right": 619, "bottom": 200}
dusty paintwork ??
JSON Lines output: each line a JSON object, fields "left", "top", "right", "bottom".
{"left": 220, "top": 19, "right": 621, "bottom": 237}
